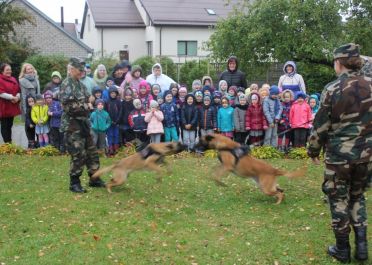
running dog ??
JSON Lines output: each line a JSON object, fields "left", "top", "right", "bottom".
{"left": 91, "top": 142, "right": 186, "bottom": 193}
{"left": 196, "top": 134, "right": 307, "bottom": 204}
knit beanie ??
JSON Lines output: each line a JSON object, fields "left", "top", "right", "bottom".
{"left": 251, "top": 94, "right": 259, "bottom": 101}
{"left": 95, "top": 99, "right": 104, "bottom": 106}
{"left": 163, "top": 90, "right": 172, "bottom": 100}
{"left": 239, "top": 94, "right": 247, "bottom": 101}
{"left": 270, "top": 85, "right": 280, "bottom": 96}
{"left": 195, "top": 91, "right": 203, "bottom": 98}
{"left": 51, "top": 71, "right": 62, "bottom": 79}
{"left": 133, "top": 99, "right": 142, "bottom": 109}
{"left": 296, "top": 92, "right": 307, "bottom": 100}
{"left": 150, "top": 100, "right": 159, "bottom": 108}
{"left": 157, "top": 92, "right": 164, "bottom": 100}
{"left": 35, "top": 94, "right": 43, "bottom": 101}
{"left": 106, "top": 76, "right": 115, "bottom": 84}
{"left": 43, "top": 90, "right": 53, "bottom": 99}
{"left": 203, "top": 95, "right": 211, "bottom": 102}
{"left": 151, "top": 84, "right": 161, "bottom": 91}
{"left": 213, "top": 91, "right": 222, "bottom": 99}
{"left": 192, "top": 79, "right": 201, "bottom": 87}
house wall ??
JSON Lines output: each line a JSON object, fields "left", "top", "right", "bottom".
{"left": 12, "top": 0, "right": 91, "bottom": 58}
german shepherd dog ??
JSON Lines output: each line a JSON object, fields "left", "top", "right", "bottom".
{"left": 196, "top": 134, "right": 307, "bottom": 204}
{"left": 91, "top": 142, "right": 186, "bottom": 193}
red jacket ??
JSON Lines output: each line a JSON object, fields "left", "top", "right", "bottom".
{"left": 245, "top": 103, "right": 268, "bottom": 130}
{"left": 0, "top": 74, "right": 21, "bottom": 118}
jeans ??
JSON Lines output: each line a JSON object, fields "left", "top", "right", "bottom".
{"left": 150, "top": 133, "right": 162, "bottom": 143}
{"left": 264, "top": 124, "right": 278, "bottom": 147}
{"left": 183, "top": 129, "right": 196, "bottom": 150}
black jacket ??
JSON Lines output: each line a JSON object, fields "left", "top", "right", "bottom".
{"left": 219, "top": 56, "right": 247, "bottom": 88}
{"left": 181, "top": 104, "right": 198, "bottom": 130}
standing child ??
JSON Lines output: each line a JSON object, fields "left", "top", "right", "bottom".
{"left": 259, "top": 84, "right": 270, "bottom": 100}
{"left": 24, "top": 95, "right": 36, "bottom": 149}
{"left": 120, "top": 65, "right": 143, "bottom": 93}
{"left": 118, "top": 88, "right": 135, "bottom": 144}
{"left": 213, "top": 91, "right": 222, "bottom": 110}
{"left": 45, "top": 91, "right": 64, "bottom": 152}
{"left": 105, "top": 86, "right": 121, "bottom": 156}
{"left": 227, "top": 86, "right": 237, "bottom": 107}
{"left": 234, "top": 94, "right": 248, "bottom": 144}
{"left": 308, "top": 94, "right": 319, "bottom": 126}
{"left": 138, "top": 80, "right": 153, "bottom": 111}
{"left": 245, "top": 92, "right": 268, "bottom": 146}
{"left": 161, "top": 90, "right": 179, "bottom": 142}
{"left": 145, "top": 100, "right": 164, "bottom": 143}
{"left": 102, "top": 77, "right": 115, "bottom": 101}
{"left": 129, "top": 99, "right": 149, "bottom": 148}
{"left": 192, "top": 79, "right": 202, "bottom": 93}
{"left": 178, "top": 86, "right": 188, "bottom": 109}
{"left": 181, "top": 94, "right": 198, "bottom": 151}
{"left": 194, "top": 91, "right": 204, "bottom": 110}
{"left": 278, "top": 89, "right": 294, "bottom": 152}
{"left": 91, "top": 86, "right": 103, "bottom": 108}
{"left": 151, "top": 84, "right": 161, "bottom": 99}
{"left": 31, "top": 94, "right": 49, "bottom": 147}
{"left": 218, "top": 80, "right": 228, "bottom": 96}
{"left": 218, "top": 96, "right": 235, "bottom": 139}
{"left": 289, "top": 92, "right": 312, "bottom": 147}
{"left": 263, "top": 85, "right": 283, "bottom": 147}
{"left": 90, "top": 99, "right": 111, "bottom": 153}
{"left": 198, "top": 95, "right": 216, "bottom": 136}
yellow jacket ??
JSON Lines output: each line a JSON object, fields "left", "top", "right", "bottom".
{"left": 31, "top": 104, "right": 49, "bottom": 125}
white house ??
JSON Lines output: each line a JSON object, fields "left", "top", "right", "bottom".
{"left": 80, "top": 0, "right": 239, "bottom": 62}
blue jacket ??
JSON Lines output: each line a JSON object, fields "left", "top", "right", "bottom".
{"left": 218, "top": 106, "right": 234, "bottom": 132}
{"left": 263, "top": 96, "right": 283, "bottom": 125}
{"left": 48, "top": 100, "right": 63, "bottom": 128}
{"left": 129, "top": 109, "right": 147, "bottom": 131}
{"left": 90, "top": 109, "right": 111, "bottom": 132}
{"left": 161, "top": 102, "right": 179, "bottom": 128}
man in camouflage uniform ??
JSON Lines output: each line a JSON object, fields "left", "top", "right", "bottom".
{"left": 59, "top": 57, "right": 105, "bottom": 193}
{"left": 308, "top": 43, "right": 371, "bottom": 263}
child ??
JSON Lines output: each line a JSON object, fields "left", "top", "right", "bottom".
{"left": 192, "top": 79, "right": 202, "bottom": 92}
{"left": 24, "top": 95, "right": 36, "bottom": 149}
{"left": 218, "top": 80, "right": 228, "bottom": 96}
{"left": 161, "top": 90, "right": 179, "bottom": 142}
{"left": 144, "top": 100, "right": 164, "bottom": 143}
{"left": 178, "top": 86, "right": 188, "bottom": 109}
{"left": 308, "top": 94, "right": 319, "bottom": 124}
{"left": 289, "top": 92, "right": 312, "bottom": 147}
{"left": 202, "top": 76, "right": 214, "bottom": 90}
{"left": 213, "top": 91, "right": 222, "bottom": 110}
{"left": 218, "top": 97, "right": 235, "bottom": 139}
{"left": 157, "top": 92, "right": 164, "bottom": 106}
{"left": 120, "top": 65, "right": 143, "bottom": 93}
{"left": 92, "top": 86, "right": 103, "bottom": 107}
{"left": 246, "top": 83, "right": 258, "bottom": 96}
{"left": 181, "top": 94, "right": 198, "bottom": 151}
{"left": 105, "top": 86, "right": 121, "bottom": 156}
{"left": 138, "top": 80, "right": 153, "bottom": 111}
{"left": 278, "top": 89, "right": 294, "bottom": 152}
{"left": 129, "top": 99, "right": 149, "bottom": 149}
{"left": 45, "top": 91, "right": 64, "bottom": 152}
{"left": 245, "top": 92, "right": 268, "bottom": 146}
{"left": 102, "top": 77, "right": 115, "bottom": 101}
{"left": 90, "top": 99, "right": 111, "bottom": 153}
{"left": 118, "top": 88, "right": 135, "bottom": 144}
{"left": 194, "top": 91, "right": 204, "bottom": 110}
{"left": 31, "top": 94, "right": 49, "bottom": 147}
{"left": 169, "top": 83, "right": 179, "bottom": 104}
{"left": 259, "top": 84, "right": 270, "bottom": 100}
{"left": 234, "top": 94, "right": 248, "bottom": 144}
{"left": 198, "top": 95, "right": 217, "bottom": 136}
{"left": 151, "top": 84, "right": 161, "bottom": 99}
{"left": 227, "top": 86, "right": 237, "bottom": 107}
{"left": 263, "top": 85, "right": 283, "bottom": 147}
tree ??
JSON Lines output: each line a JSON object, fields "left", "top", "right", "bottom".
{"left": 0, "top": 1, "right": 33, "bottom": 63}
{"left": 208, "top": 0, "right": 355, "bottom": 91}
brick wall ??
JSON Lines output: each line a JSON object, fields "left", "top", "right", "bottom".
{"left": 12, "top": 0, "right": 91, "bottom": 58}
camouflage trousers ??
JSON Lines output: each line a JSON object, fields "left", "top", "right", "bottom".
{"left": 322, "top": 162, "right": 370, "bottom": 235}
{"left": 65, "top": 129, "right": 100, "bottom": 184}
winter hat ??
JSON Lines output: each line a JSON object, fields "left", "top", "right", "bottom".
{"left": 131, "top": 65, "right": 142, "bottom": 75}
{"left": 85, "top": 63, "right": 91, "bottom": 69}
{"left": 239, "top": 94, "right": 247, "bottom": 101}
{"left": 95, "top": 99, "right": 104, "bottom": 106}
{"left": 213, "top": 91, "right": 222, "bottom": 99}
{"left": 150, "top": 100, "right": 159, "bottom": 108}
{"left": 151, "top": 84, "right": 161, "bottom": 91}
{"left": 163, "top": 90, "right": 173, "bottom": 100}
{"left": 157, "top": 92, "right": 164, "bottom": 100}
{"left": 202, "top": 86, "right": 212, "bottom": 94}
{"left": 179, "top": 86, "right": 187, "bottom": 94}
{"left": 124, "top": 88, "right": 133, "bottom": 96}
{"left": 109, "top": 85, "right": 119, "bottom": 94}
{"left": 43, "top": 91, "right": 53, "bottom": 99}
{"left": 203, "top": 95, "right": 211, "bottom": 102}
{"left": 92, "top": 86, "right": 102, "bottom": 94}
{"left": 133, "top": 99, "right": 142, "bottom": 108}
{"left": 228, "top": 86, "right": 237, "bottom": 94}
{"left": 270, "top": 85, "right": 280, "bottom": 96}
{"left": 296, "top": 91, "right": 307, "bottom": 100}
{"left": 106, "top": 76, "right": 115, "bottom": 84}
{"left": 35, "top": 94, "right": 43, "bottom": 101}
{"left": 195, "top": 91, "right": 203, "bottom": 98}
{"left": 192, "top": 79, "right": 201, "bottom": 87}
{"left": 251, "top": 94, "right": 259, "bottom": 101}
{"left": 51, "top": 71, "right": 62, "bottom": 79}
{"left": 237, "top": 87, "right": 245, "bottom": 94}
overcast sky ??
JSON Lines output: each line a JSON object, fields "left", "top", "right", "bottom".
{"left": 28, "top": 0, "right": 85, "bottom": 23}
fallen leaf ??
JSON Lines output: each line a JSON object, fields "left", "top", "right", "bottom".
{"left": 93, "top": 234, "right": 100, "bottom": 241}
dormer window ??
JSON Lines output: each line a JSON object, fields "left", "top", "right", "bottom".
{"left": 205, "top": 8, "right": 216, "bottom": 15}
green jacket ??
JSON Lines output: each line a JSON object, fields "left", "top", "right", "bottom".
{"left": 308, "top": 70, "right": 372, "bottom": 164}
{"left": 90, "top": 109, "right": 111, "bottom": 132}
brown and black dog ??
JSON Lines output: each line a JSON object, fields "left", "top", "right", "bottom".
{"left": 91, "top": 142, "right": 186, "bottom": 193}
{"left": 196, "top": 134, "right": 307, "bottom": 204}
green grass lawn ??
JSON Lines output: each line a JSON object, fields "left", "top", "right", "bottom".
{"left": 0, "top": 154, "right": 370, "bottom": 265}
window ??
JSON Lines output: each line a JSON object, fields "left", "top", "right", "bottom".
{"left": 147, "top": 41, "right": 153, "bottom": 56}
{"left": 177, "top": 41, "right": 197, "bottom": 56}
{"left": 205, "top": 8, "right": 216, "bottom": 15}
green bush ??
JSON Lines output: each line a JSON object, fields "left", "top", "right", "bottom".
{"left": 251, "top": 146, "right": 284, "bottom": 159}
{"left": 287, "top": 147, "right": 309, "bottom": 160}
{"left": 31, "top": 145, "right": 60, "bottom": 156}
{"left": 179, "top": 59, "right": 218, "bottom": 89}
{"left": 132, "top": 56, "right": 156, "bottom": 77}
{"left": 89, "top": 54, "right": 119, "bottom": 75}
{"left": 25, "top": 54, "right": 69, "bottom": 89}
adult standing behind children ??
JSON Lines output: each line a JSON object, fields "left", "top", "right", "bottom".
{"left": 278, "top": 61, "right": 306, "bottom": 96}
{"left": 19, "top": 63, "right": 40, "bottom": 114}
{"left": 219, "top": 56, "right": 247, "bottom": 89}
{"left": 59, "top": 57, "right": 105, "bottom": 193}
{"left": 43, "top": 71, "right": 62, "bottom": 97}
{"left": 307, "top": 43, "right": 372, "bottom": 263}
{"left": 146, "top": 63, "right": 176, "bottom": 93}
{"left": 0, "top": 63, "right": 21, "bottom": 143}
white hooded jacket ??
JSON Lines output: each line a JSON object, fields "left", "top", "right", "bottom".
{"left": 146, "top": 63, "right": 176, "bottom": 93}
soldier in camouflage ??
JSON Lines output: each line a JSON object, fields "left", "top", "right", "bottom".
{"left": 307, "top": 43, "right": 371, "bottom": 263}
{"left": 59, "top": 57, "right": 105, "bottom": 193}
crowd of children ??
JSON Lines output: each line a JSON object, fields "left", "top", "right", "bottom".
{"left": 24, "top": 66, "right": 320, "bottom": 156}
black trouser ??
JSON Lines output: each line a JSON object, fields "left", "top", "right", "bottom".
{"left": 0, "top": 117, "right": 14, "bottom": 143}
{"left": 234, "top": 131, "right": 249, "bottom": 144}
{"left": 25, "top": 125, "right": 36, "bottom": 147}
{"left": 50, "top": 127, "right": 64, "bottom": 151}
{"left": 293, "top": 128, "right": 308, "bottom": 147}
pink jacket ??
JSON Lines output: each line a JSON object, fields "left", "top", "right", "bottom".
{"left": 289, "top": 100, "right": 312, "bottom": 128}
{"left": 144, "top": 110, "right": 164, "bottom": 135}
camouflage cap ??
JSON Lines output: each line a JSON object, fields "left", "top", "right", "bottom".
{"left": 69, "top": 57, "right": 85, "bottom": 71}
{"left": 333, "top": 43, "right": 360, "bottom": 59}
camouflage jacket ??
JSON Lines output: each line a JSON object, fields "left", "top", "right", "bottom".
{"left": 59, "top": 77, "right": 91, "bottom": 132}
{"left": 308, "top": 70, "right": 372, "bottom": 164}
{"left": 361, "top": 56, "right": 372, "bottom": 78}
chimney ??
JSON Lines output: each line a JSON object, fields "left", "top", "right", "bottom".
{"left": 61, "top": 6, "right": 64, "bottom": 28}
{"left": 75, "top": 19, "right": 78, "bottom": 25}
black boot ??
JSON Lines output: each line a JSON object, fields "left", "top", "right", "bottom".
{"left": 354, "top": 226, "right": 368, "bottom": 261}
{"left": 327, "top": 232, "right": 351, "bottom": 263}
{"left": 88, "top": 176, "right": 106, "bottom": 188}
{"left": 69, "top": 176, "right": 86, "bottom": 193}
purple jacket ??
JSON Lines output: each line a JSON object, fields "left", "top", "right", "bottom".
{"left": 48, "top": 100, "right": 63, "bottom": 128}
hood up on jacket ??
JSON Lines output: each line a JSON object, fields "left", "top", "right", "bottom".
{"left": 152, "top": 63, "right": 163, "bottom": 76}
{"left": 283, "top": 61, "right": 297, "bottom": 75}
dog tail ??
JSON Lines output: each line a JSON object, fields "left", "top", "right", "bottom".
{"left": 278, "top": 165, "right": 307, "bottom": 179}
{"left": 91, "top": 164, "right": 115, "bottom": 179}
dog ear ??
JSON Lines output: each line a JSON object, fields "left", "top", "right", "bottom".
{"left": 205, "top": 135, "right": 214, "bottom": 142}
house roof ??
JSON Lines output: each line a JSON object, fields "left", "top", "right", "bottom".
{"left": 61, "top": 22, "right": 79, "bottom": 39}
{"left": 12, "top": 0, "right": 93, "bottom": 53}
{"left": 86, "top": 0, "right": 145, "bottom": 28}
{"left": 140, "top": 0, "right": 238, "bottom": 26}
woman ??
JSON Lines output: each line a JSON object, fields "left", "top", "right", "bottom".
{"left": 19, "top": 63, "right": 40, "bottom": 114}
{"left": 93, "top": 64, "right": 108, "bottom": 89}
{"left": 0, "top": 63, "right": 21, "bottom": 143}
{"left": 278, "top": 61, "right": 306, "bottom": 96}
